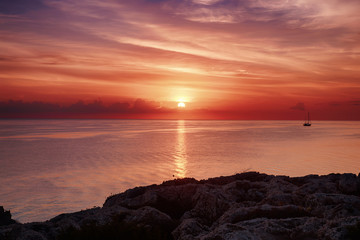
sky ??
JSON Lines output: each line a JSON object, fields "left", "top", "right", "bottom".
{"left": 0, "top": 0, "right": 360, "bottom": 119}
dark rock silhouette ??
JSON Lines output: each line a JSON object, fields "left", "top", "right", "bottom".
{"left": 0, "top": 207, "right": 16, "bottom": 226}
{"left": 1, "top": 172, "right": 360, "bottom": 239}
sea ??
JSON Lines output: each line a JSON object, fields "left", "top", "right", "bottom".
{"left": 0, "top": 119, "right": 359, "bottom": 223}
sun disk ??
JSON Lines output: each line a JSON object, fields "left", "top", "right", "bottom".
{"left": 178, "top": 102, "right": 186, "bottom": 108}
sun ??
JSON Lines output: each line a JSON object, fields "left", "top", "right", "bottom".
{"left": 177, "top": 102, "right": 186, "bottom": 108}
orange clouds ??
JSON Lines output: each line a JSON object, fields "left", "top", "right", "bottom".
{"left": 0, "top": 0, "right": 359, "bottom": 119}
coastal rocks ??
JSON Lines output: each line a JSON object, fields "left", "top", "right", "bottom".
{"left": 1, "top": 172, "right": 360, "bottom": 240}
{"left": 123, "top": 206, "right": 174, "bottom": 230}
{"left": 0, "top": 207, "right": 16, "bottom": 226}
{"left": 338, "top": 174, "right": 358, "bottom": 195}
{"left": 172, "top": 218, "right": 209, "bottom": 240}
{"left": 218, "top": 204, "right": 311, "bottom": 224}
{"left": 4, "top": 226, "right": 47, "bottom": 240}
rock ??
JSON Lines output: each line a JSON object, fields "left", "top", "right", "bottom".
{"left": 124, "top": 206, "right": 174, "bottom": 228}
{"left": 185, "top": 184, "right": 231, "bottom": 225}
{"left": 219, "top": 204, "right": 310, "bottom": 225}
{"left": 104, "top": 183, "right": 198, "bottom": 219}
{"left": 0, "top": 206, "right": 16, "bottom": 226}
{"left": 305, "top": 193, "right": 360, "bottom": 218}
{"left": 2, "top": 172, "right": 360, "bottom": 240}
{"left": 201, "top": 222, "right": 257, "bottom": 240}
{"left": 172, "top": 218, "right": 208, "bottom": 240}
{"left": 6, "top": 227, "right": 47, "bottom": 240}
{"left": 338, "top": 173, "right": 358, "bottom": 195}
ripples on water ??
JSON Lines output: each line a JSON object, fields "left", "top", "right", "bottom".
{"left": 0, "top": 119, "right": 359, "bottom": 222}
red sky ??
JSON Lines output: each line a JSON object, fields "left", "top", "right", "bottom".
{"left": 0, "top": 0, "right": 360, "bottom": 119}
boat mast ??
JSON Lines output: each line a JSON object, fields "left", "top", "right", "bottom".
{"left": 303, "top": 111, "right": 311, "bottom": 126}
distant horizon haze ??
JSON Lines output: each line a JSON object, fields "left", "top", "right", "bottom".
{"left": 1, "top": 99, "right": 359, "bottom": 120}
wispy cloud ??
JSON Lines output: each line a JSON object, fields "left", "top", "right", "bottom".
{"left": 0, "top": 0, "right": 359, "bottom": 119}
{"left": 290, "top": 102, "right": 305, "bottom": 111}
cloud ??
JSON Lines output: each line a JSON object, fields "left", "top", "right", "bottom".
{"left": 329, "top": 100, "right": 360, "bottom": 107}
{"left": 290, "top": 102, "right": 305, "bottom": 111}
{"left": 132, "top": 98, "right": 161, "bottom": 113}
{"left": 350, "top": 101, "right": 360, "bottom": 106}
{"left": 0, "top": 0, "right": 46, "bottom": 14}
{"left": 0, "top": 100, "right": 62, "bottom": 114}
{"left": 193, "top": 0, "right": 223, "bottom": 5}
{"left": 0, "top": 0, "right": 359, "bottom": 120}
{"left": 0, "top": 99, "right": 172, "bottom": 115}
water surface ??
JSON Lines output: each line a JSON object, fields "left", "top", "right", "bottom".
{"left": 0, "top": 120, "right": 359, "bottom": 222}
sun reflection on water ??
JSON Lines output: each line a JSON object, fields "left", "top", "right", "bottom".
{"left": 174, "top": 120, "right": 187, "bottom": 178}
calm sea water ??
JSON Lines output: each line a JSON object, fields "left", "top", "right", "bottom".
{"left": 0, "top": 120, "right": 359, "bottom": 223}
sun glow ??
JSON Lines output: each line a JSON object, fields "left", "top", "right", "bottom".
{"left": 178, "top": 102, "right": 186, "bottom": 108}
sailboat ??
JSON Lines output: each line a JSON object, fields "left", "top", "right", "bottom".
{"left": 303, "top": 112, "right": 311, "bottom": 126}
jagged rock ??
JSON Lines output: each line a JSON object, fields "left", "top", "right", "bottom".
{"left": 6, "top": 226, "right": 47, "bottom": 240}
{"left": 338, "top": 173, "right": 358, "bottom": 195}
{"left": 1, "top": 172, "right": 360, "bottom": 240}
{"left": 124, "top": 206, "right": 174, "bottom": 228}
{"left": 201, "top": 222, "right": 257, "bottom": 240}
{"left": 172, "top": 218, "right": 208, "bottom": 240}
{"left": 0, "top": 206, "right": 16, "bottom": 226}
{"left": 184, "top": 184, "right": 231, "bottom": 225}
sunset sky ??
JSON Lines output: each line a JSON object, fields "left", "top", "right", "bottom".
{"left": 1, "top": 0, "right": 360, "bottom": 119}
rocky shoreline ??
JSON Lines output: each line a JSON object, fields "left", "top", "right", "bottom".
{"left": 1, "top": 172, "right": 360, "bottom": 240}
